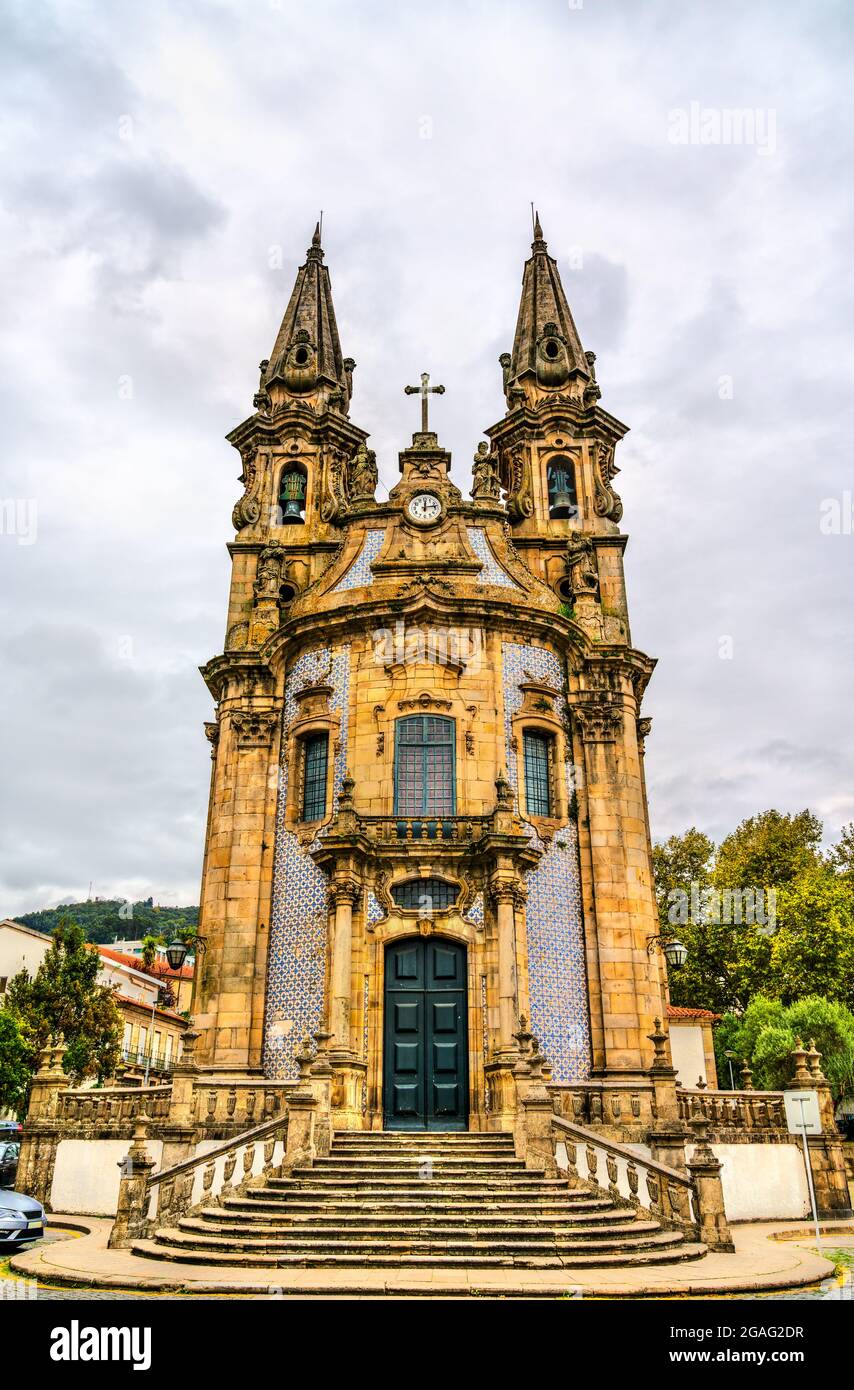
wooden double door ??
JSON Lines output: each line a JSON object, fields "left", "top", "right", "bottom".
{"left": 383, "top": 938, "right": 468, "bottom": 1130}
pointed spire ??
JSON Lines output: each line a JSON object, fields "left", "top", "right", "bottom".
{"left": 264, "top": 223, "right": 354, "bottom": 413}
{"left": 505, "top": 214, "right": 590, "bottom": 404}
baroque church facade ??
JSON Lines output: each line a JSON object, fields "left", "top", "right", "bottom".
{"left": 194, "top": 217, "right": 667, "bottom": 1133}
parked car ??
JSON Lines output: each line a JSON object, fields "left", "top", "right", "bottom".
{"left": 0, "top": 1142, "right": 19, "bottom": 1188}
{"left": 0, "top": 1190, "right": 44, "bottom": 1247}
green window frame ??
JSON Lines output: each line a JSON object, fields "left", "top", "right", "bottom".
{"left": 393, "top": 715, "right": 456, "bottom": 817}
{"left": 523, "top": 729, "right": 552, "bottom": 817}
{"left": 300, "top": 732, "right": 329, "bottom": 822}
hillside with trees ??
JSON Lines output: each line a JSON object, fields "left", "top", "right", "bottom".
{"left": 13, "top": 899, "right": 199, "bottom": 946}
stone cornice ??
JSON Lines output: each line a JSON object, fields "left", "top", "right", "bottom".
{"left": 483, "top": 398, "right": 630, "bottom": 447}
{"left": 225, "top": 404, "right": 369, "bottom": 454}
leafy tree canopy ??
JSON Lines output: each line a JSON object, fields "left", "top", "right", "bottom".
{"left": 713, "top": 995, "right": 854, "bottom": 1100}
{"left": 4, "top": 917, "right": 121, "bottom": 1104}
{"left": 13, "top": 899, "right": 198, "bottom": 946}
{"left": 653, "top": 811, "right": 853, "bottom": 1014}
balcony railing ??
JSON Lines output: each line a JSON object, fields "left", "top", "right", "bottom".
{"left": 121, "top": 1046, "right": 176, "bottom": 1075}
{"left": 358, "top": 814, "right": 493, "bottom": 843}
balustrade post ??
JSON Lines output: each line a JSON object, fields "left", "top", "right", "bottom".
{"left": 310, "top": 1026, "right": 334, "bottom": 1157}
{"left": 647, "top": 1018, "right": 689, "bottom": 1171}
{"left": 514, "top": 1037, "right": 558, "bottom": 1175}
{"left": 281, "top": 1036, "right": 319, "bottom": 1171}
{"left": 686, "top": 1107, "right": 734, "bottom": 1252}
{"left": 108, "top": 1115, "right": 156, "bottom": 1249}
{"left": 789, "top": 1040, "right": 854, "bottom": 1218}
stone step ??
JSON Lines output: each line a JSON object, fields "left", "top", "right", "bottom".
{"left": 333, "top": 1132, "right": 515, "bottom": 1142}
{"left": 271, "top": 1174, "right": 572, "bottom": 1190}
{"left": 182, "top": 1214, "right": 664, "bottom": 1241}
{"left": 299, "top": 1162, "right": 528, "bottom": 1173}
{"left": 153, "top": 1225, "right": 688, "bottom": 1256}
{"left": 229, "top": 1193, "right": 615, "bottom": 1215}
{"left": 209, "top": 1203, "right": 629, "bottom": 1226}
{"left": 134, "top": 1235, "right": 707, "bottom": 1270}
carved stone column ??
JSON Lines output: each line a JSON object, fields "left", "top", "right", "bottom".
{"left": 327, "top": 879, "right": 367, "bottom": 1130}
{"left": 489, "top": 881, "right": 519, "bottom": 1054}
{"left": 329, "top": 879, "right": 359, "bottom": 1055}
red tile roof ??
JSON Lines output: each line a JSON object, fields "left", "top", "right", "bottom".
{"left": 97, "top": 945, "right": 193, "bottom": 979}
{"left": 667, "top": 1004, "right": 720, "bottom": 1021}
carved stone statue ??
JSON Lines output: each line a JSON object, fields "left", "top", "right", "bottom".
{"left": 347, "top": 443, "right": 378, "bottom": 502}
{"left": 471, "top": 441, "right": 501, "bottom": 500}
{"left": 565, "top": 533, "right": 599, "bottom": 597}
{"left": 253, "top": 542, "right": 284, "bottom": 599}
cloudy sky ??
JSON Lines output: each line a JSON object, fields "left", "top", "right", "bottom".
{"left": 1, "top": 0, "right": 851, "bottom": 915}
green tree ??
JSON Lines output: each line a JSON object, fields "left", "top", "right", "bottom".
{"left": 140, "top": 934, "right": 164, "bottom": 970}
{"left": 0, "top": 1008, "right": 32, "bottom": 1117}
{"left": 770, "top": 865, "right": 854, "bottom": 1009}
{"left": 714, "top": 809, "right": 822, "bottom": 894}
{"left": 6, "top": 917, "right": 121, "bottom": 1090}
{"left": 714, "top": 995, "right": 854, "bottom": 1101}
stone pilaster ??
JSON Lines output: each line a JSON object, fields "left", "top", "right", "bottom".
{"left": 193, "top": 694, "right": 281, "bottom": 1073}
{"left": 571, "top": 681, "right": 665, "bottom": 1078}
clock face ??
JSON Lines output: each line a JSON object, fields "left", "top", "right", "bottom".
{"left": 407, "top": 493, "right": 442, "bottom": 524}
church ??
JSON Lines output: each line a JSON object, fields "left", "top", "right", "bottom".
{"left": 193, "top": 216, "right": 666, "bottom": 1134}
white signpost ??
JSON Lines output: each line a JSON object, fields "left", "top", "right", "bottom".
{"left": 783, "top": 1089, "right": 822, "bottom": 1247}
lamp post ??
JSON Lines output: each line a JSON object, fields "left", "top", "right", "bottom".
{"left": 165, "top": 934, "right": 207, "bottom": 972}
{"left": 724, "top": 1049, "right": 738, "bottom": 1090}
{"left": 645, "top": 933, "right": 688, "bottom": 971}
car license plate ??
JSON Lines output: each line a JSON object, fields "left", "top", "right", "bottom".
{"left": 26, "top": 1219, "right": 41, "bottom": 1229}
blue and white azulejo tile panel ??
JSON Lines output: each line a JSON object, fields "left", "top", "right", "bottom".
{"left": 467, "top": 527, "right": 521, "bottom": 590}
{"left": 263, "top": 645, "right": 351, "bottom": 1079}
{"left": 502, "top": 641, "right": 591, "bottom": 1083}
{"left": 331, "top": 529, "right": 385, "bottom": 592}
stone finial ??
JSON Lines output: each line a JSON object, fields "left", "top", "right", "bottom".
{"left": 526, "top": 1036, "right": 548, "bottom": 1081}
{"left": 647, "top": 1017, "right": 669, "bottom": 1067}
{"left": 339, "top": 770, "right": 356, "bottom": 809}
{"left": 688, "top": 1102, "right": 714, "bottom": 1160}
{"left": 806, "top": 1039, "right": 826, "bottom": 1084}
{"left": 512, "top": 1015, "right": 533, "bottom": 1056}
{"left": 740, "top": 1062, "right": 754, "bottom": 1091}
{"left": 495, "top": 770, "right": 513, "bottom": 811}
{"left": 295, "top": 1033, "right": 315, "bottom": 1082}
{"left": 789, "top": 1036, "right": 812, "bottom": 1086}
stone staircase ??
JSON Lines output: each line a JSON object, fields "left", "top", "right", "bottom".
{"left": 133, "top": 1131, "right": 707, "bottom": 1270}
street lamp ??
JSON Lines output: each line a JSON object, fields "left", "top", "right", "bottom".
{"left": 724, "top": 1049, "right": 738, "bottom": 1090}
{"left": 646, "top": 934, "right": 688, "bottom": 971}
{"left": 165, "top": 935, "right": 207, "bottom": 972}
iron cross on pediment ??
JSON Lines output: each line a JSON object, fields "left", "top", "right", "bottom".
{"left": 404, "top": 371, "right": 445, "bottom": 432}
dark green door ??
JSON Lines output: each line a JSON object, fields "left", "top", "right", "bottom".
{"left": 383, "top": 939, "right": 468, "bottom": 1131}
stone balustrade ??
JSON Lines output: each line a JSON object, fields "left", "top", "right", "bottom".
{"left": 194, "top": 1080, "right": 294, "bottom": 1136}
{"left": 553, "top": 1114, "right": 698, "bottom": 1234}
{"left": 677, "top": 1087, "right": 787, "bottom": 1133}
{"left": 109, "top": 1109, "right": 291, "bottom": 1248}
{"left": 552, "top": 1112, "right": 734, "bottom": 1250}
{"left": 56, "top": 1084, "right": 173, "bottom": 1129}
{"left": 358, "top": 814, "right": 493, "bottom": 844}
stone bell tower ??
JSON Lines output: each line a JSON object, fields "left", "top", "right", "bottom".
{"left": 192, "top": 217, "right": 667, "bottom": 1135}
